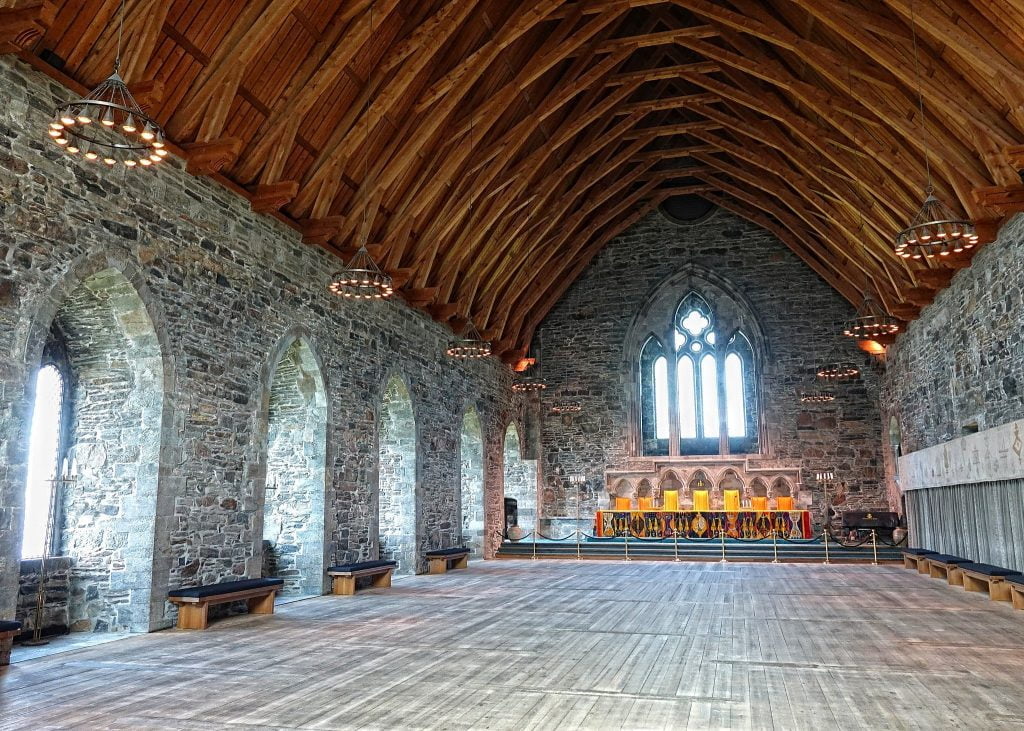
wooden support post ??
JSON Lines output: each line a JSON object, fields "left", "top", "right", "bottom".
{"left": 371, "top": 570, "right": 392, "bottom": 589}
{"left": 1010, "top": 585, "right": 1024, "bottom": 611}
{"left": 332, "top": 576, "right": 356, "bottom": 596}
{"left": 0, "top": 1, "right": 55, "bottom": 53}
{"left": 247, "top": 591, "right": 277, "bottom": 615}
{"left": 183, "top": 138, "right": 243, "bottom": 176}
{"left": 251, "top": 181, "right": 300, "bottom": 213}
{"left": 176, "top": 603, "right": 209, "bottom": 631}
{"left": 973, "top": 186, "right": 1024, "bottom": 215}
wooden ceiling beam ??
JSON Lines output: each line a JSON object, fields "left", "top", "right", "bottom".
{"left": 239, "top": 0, "right": 406, "bottom": 185}
{"left": 509, "top": 194, "right": 666, "bottom": 349}
{"left": 167, "top": 0, "right": 307, "bottom": 141}
{"left": 0, "top": 1, "right": 54, "bottom": 53}
{"left": 593, "top": 25, "right": 719, "bottom": 53}
{"left": 703, "top": 192, "right": 863, "bottom": 305}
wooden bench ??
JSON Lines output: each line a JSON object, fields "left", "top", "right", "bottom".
{"left": 957, "top": 563, "right": 1023, "bottom": 603}
{"left": 902, "top": 548, "right": 937, "bottom": 573}
{"left": 168, "top": 578, "right": 284, "bottom": 630}
{"left": 426, "top": 547, "right": 470, "bottom": 575}
{"left": 0, "top": 620, "right": 21, "bottom": 666}
{"left": 327, "top": 560, "right": 396, "bottom": 595}
{"left": 1007, "top": 575, "right": 1024, "bottom": 611}
{"left": 923, "top": 554, "right": 972, "bottom": 585}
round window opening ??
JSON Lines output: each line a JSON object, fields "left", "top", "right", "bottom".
{"left": 660, "top": 194, "right": 715, "bottom": 224}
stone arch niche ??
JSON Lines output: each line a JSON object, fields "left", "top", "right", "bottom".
{"left": 38, "top": 267, "right": 167, "bottom": 633}
{"left": 459, "top": 406, "right": 485, "bottom": 557}
{"left": 503, "top": 423, "right": 538, "bottom": 535}
{"left": 624, "top": 264, "right": 769, "bottom": 457}
{"left": 378, "top": 376, "right": 418, "bottom": 575}
{"left": 259, "top": 337, "right": 328, "bottom": 597}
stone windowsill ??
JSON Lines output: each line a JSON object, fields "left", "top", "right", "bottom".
{"left": 19, "top": 556, "right": 74, "bottom": 573}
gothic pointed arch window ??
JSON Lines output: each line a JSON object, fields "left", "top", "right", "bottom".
{"left": 638, "top": 291, "right": 759, "bottom": 456}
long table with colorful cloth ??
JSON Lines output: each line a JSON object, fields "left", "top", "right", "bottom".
{"left": 594, "top": 510, "right": 813, "bottom": 539}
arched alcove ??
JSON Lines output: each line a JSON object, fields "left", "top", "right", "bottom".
{"left": 719, "top": 471, "right": 743, "bottom": 492}
{"left": 459, "top": 407, "right": 485, "bottom": 557}
{"left": 772, "top": 477, "right": 793, "bottom": 497}
{"left": 625, "top": 266, "right": 768, "bottom": 458}
{"left": 260, "top": 337, "right": 328, "bottom": 597}
{"left": 23, "top": 267, "right": 166, "bottom": 633}
{"left": 750, "top": 478, "right": 769, "bottom": 498}
{"left": 610, "top": 475, "right": 634, "bottom": 497}
{"left": 378, "top": 376, "right": 417, "bottom": 575}
{"left": 503, "top": 423, "right": 537, "bottom": 535}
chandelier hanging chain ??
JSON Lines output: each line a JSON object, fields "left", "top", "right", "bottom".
{"left": 909, "top": 0, "right": 932, "bottom": 194}
{"left": 892, "top": 0, "right": 977, "bottom": 260}
{"left": 328, "top": 1, "right": 394, "bottom": 301}
{"left": 114, "top": 0, "right": 126, "bottom": 72}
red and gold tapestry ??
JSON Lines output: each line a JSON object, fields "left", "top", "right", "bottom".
{"left": 594, "top": 510, "right": 813, "bottom": 539}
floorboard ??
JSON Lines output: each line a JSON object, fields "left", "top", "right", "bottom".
{"left": 2, "top": 560, "right": 1023, "bottom": 730}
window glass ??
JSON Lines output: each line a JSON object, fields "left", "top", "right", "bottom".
{"left": 22, "top": 365, "right": 64, "bottom": 558}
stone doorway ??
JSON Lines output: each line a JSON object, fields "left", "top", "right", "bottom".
{"left": 503, "top": 423, "right": 537, "bottom": 537}
{"left": 459, "top": 407, "right": 485, "bottom": 557}
{"left": 378, "top": 376, "right": 417, "bottom": 575}
{"left": 260, "top": 338, "right": 328, "bottom": 598}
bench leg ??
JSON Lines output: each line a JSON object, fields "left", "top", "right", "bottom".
{"left": 247, "top": 591, "right": 277, "bottom": 615}
{"left": 333, "top": 576, "right": 356, "bottom": 596}
{"left": 989, "top": 580, "right": 1011, "bottom": 602}
{"left": 0, "top": 633, "right": 14, "bottom": 666}
{"left": 371, "top": 570, "right": 392, "bottom": 589}
{"left": 177, "top": 603, "right": 209, "bottom": 630}
{"left": 903, "top": 556, "right": 916, "bottom": 570}
{"left": 428, "top": 558, "right": 447, "bottom": 575}
{"left": 963, "top": 574, "right": 986, "bottom": 594}
{"left": 1012, "top": 589, "right": 1024, "bottom": 611}
{"left": 948, "top": 568, "right": 964, "bottom": 586}
{"left": 916, "top": 560, "right": 930, "bottom": 574}
{"left": 454, "top": 554, "right": 469, "bottom": 570}
{"left": 928, "top": 563, "right": 942, "bottom": 579}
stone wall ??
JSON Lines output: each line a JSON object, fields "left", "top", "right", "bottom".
{"left": 536, "top": 207, "right": 887, "bottom": 527}
{"left": 883, "top": 215, "right": 1024, "bottom": 453}
{"left": 883, "top": 214, "right": 1024, "bottom": 553}
{"left": 0, "top": 56, "right": 521, "bottom": 631}
{"left": 261, "top": 339, "right": 327, "bottom": 597}
{"left": 17, "top": 557, "right": 70, "bottom": 636}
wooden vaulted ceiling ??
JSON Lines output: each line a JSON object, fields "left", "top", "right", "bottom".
{"left": 5, "top": 0, "right": 1024, "bottom": 362}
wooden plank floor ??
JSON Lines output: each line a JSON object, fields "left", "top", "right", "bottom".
{"left": 2, "top": 560, "right": 1023, "bottom": 730}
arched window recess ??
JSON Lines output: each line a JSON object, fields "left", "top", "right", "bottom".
{"left": 638, "top": 290, "right": 759, "bottom": 456}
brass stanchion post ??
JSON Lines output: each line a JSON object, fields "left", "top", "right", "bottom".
{"left": 624, "top": 528, "right": 630, "bottom": 562}
{"left": 719, "top": 529, "right": 727, "bottom": 563}
{"left": 673, "top": 527, "right": 680, "bottom": 562}
{"left": 532, "top": 526, "right": 537, "bottom": 561}
{"left": 771, "top": 529, "right": 779, "bottom": 564}
{"left": 823, "top": 528, "right": 831, "bottom": 565}
{"left": 871, "top": 529, "right": 879, "bottom": 566}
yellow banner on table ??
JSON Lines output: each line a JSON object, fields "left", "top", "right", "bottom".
{"left": 662, "top": 490, "right": 679, "bottom": 511}
{"left": 724, "top": 489, "right": 740, "bottom": 512}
